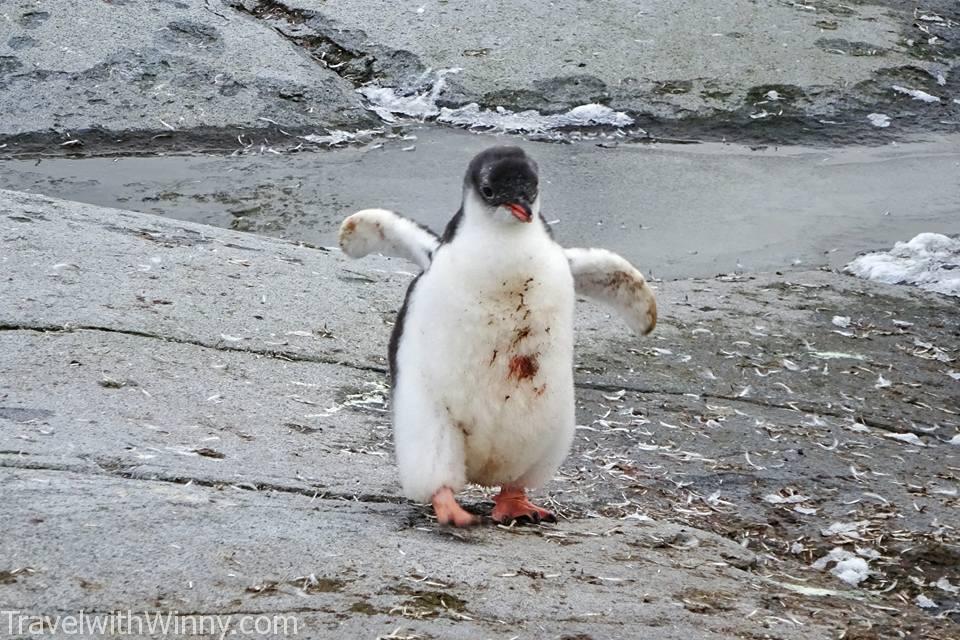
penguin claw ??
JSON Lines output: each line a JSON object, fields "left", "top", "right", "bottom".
{"left": 491, "top": 487, "right": 557, "bottom": 526}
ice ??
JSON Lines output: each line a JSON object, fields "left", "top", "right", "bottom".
{"left": 845, "top": 233, "right": 960, "bottom": 297}
{"left": 359, "top": 68, "right": 633, "bottom": 134}
{"left": 301, "top": 129, "right": 383, "bottom": 146}
{"left": 891, "top": 85, "right": 942, "bottom": 103}
{"left": 438, "top": 103, "right": 634, "bottom": 133}
{"left": 358, "top": 68, "right": 461, "bottom": 121}
{"left": 866, "top": 113, "right": 891, "bottom": 128}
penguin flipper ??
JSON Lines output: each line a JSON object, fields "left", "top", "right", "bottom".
{"left": 565, "top": 247, "right": 657, "bottom": 335}
{"left": 339, "top": 208, "right": 440, "bottom": 270}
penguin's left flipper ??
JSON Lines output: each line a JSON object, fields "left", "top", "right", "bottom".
{"left": 565, "top": 247, "right": 657, "bottom": 335}
{"left": 339, "top": 208, "right": 440, "bottom": 271}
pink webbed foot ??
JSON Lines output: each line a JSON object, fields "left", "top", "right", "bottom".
{"left": 491, "top": 486, "right": 557, "bottom": 525}
{"left": 431, "top": 487, "right": 479, "bottom": 527}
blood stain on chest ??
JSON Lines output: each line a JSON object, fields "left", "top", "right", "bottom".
{"left": 507, "top": 353, "right": 539, "bottom": 381}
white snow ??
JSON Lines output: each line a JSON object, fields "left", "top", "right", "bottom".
{"left": 831, "top": 315, "right": 851, "bottom": 328}
{"left": 891, "top": 85, "right": 941, "bottom": 103}
{"left": 438, "top": 102, "right": 634, "bottom": 133}
{"left": 845, "top": 233, "right": 960, "bottom": 297}
{"left": 359, "top": 68, "right": 634, "bottom": 134}
{"left": 300, "top": 129, "right": 383, "bottom": 146}
{"left": 358, "top": 68, "right": 461, "bottom": 121}
{"left": 866, "top": 113, "right": 891, "bottom": 128}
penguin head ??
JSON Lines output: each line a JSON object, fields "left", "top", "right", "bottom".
{"left": 464, "top": 146, "right": 540, "bottom": 224}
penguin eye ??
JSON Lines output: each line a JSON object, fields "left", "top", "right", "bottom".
{"left": 480, "top": 185, "right": 494, "bottom": 199}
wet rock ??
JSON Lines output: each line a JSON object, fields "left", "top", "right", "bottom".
{"left": 7, "top": 36, "right": 37, "bottom": 51}
{"left": 18, "top": 11, "right": 49, "bottom": 29}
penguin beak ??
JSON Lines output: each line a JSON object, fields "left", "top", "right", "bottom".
{"left": 505, "top": 202, "right": 533, "bottom": 223}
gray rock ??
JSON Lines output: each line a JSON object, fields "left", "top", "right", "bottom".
{"left": 1, "top": 190, "right": 957, "bottom": 636}
{"left": 0, "top": 0, "right": 376, "bottom": 146}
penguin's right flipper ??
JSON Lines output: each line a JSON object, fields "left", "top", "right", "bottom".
{"left": 339, "top": 208, "right": 440, "bottom": 270}
{"left": 565, "top": 247, "right": 657, "bottom": 336}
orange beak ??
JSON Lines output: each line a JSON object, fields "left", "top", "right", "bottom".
{"left": 505, "top": 202, "right": 532, "bottom": 223}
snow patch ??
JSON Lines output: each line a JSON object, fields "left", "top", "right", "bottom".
{"left": 438, "top": 102, "right": 634, "bottom": 133}
{"left": 301, "top": 129, "right": 383, "bottom": 146}
{"left": 845, "top": 233, "right": 960, "bottom": 297}
{"left": 358, "top": 68, "right": 461, "bottom": 121}
{"left": 358, "top": 67, "right": 634, "bottom": 134}
{"left": 866, "top": 113, "right": 891, "bottom": 128}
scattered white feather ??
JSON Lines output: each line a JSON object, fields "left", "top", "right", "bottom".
{"left": 812, "top": 548, "right": 871, "bottom": 586}
{"left": 881, "top": 432, "right": 926, "bottom": 447}
{"left": 821, "top": 521, "right": 869, "bottom": 539}
{"left": 891, "top": 85, "right": 941, "bottom": 103}
{"left": 874, "top": 374, "right": 892, "bottom": 389}
{"left": 915, "top": 594, "right": 937, "bottom": 609}
{"left": 845, "top": 233, "right": 960, "bottom": 297}
{"left": 809, "top": 351, "right": 866, "bottom": 361}
{"left": 935, "top": 577, "right": 959, "bottom": 594}
{"left": 764, "top": 493, "right": 809, "bottom": 505}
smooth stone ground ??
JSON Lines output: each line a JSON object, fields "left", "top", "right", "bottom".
{"left": 1, "top": 190, "right": 957, "bottom": 638}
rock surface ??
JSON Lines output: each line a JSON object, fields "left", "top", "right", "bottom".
{"left": 2, "top": 189, "right": 957, "bottom": 638}
{"left": 1, "top": 0, "right": 958, "bottom": 154}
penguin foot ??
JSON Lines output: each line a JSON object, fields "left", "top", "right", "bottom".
{"left": 491, "top": 487, "right": 557, "bottom": 525}
{"left": 431, "top": 487, "right": 479, "bottom": 527}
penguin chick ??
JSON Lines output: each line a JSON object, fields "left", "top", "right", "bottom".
{"left": 340, "top": 146, "right": 656, "bottom": 527}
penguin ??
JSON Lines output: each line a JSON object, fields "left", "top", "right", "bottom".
{"left": 340, "top": 146, "right": 657, "bottom": 526}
